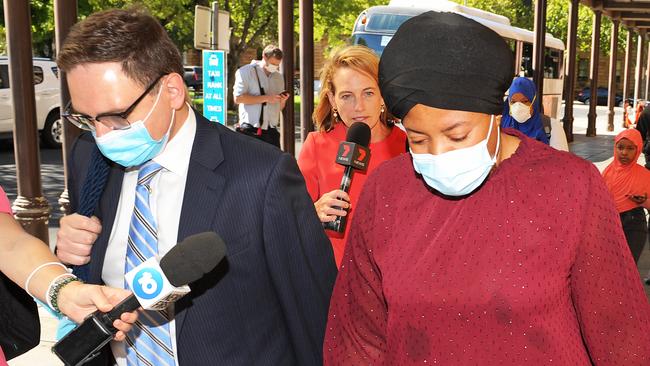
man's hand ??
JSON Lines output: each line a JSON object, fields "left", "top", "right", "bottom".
{"left": 57, "top": 282, "right": 138, "bottom": 341}
{"left": 266, "top": 92, "right": 290, "bottom": 104}
{"left": 56, "top": 214, "right": 102, "bottom": 265}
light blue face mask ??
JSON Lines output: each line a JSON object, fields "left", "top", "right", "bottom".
{"left": 93, "top": 87, "right": 175, "bottom": 167}
{"left": 410, "top": 116, "right": 500, "bottom": 197}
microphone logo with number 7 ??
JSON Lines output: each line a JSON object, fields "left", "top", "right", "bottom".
{"left": 335, "top": 141, "right": 370, "bottom": 170}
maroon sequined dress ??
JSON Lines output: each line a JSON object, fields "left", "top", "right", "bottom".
{"left": 324, "top": 130, "right": 650, "bottom": 365}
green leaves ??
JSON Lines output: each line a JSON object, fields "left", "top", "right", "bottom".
{"left": 314, "top": 0, "right": 384, "bottom": 50}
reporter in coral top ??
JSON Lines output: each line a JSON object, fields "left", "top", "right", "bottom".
{"left": 297, "top": 45, "right": 406, "bottom": 268}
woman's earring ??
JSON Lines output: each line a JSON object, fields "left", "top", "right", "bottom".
{"left": 333, "top": 109, "right": 338, "bottom": 120}
{"left": 380, "top": 105, "right": 385, "bottom": 114}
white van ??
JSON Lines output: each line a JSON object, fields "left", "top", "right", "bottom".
{"left": 0, "top": 57, "right": 62, "bottom": 148}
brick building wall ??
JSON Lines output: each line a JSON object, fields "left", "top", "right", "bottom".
{"left": 574, "top": 43, "right": 648, "bottom": 100}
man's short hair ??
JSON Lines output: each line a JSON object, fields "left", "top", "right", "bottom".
{"left": 57, "top": 7, "right": 184, "bottom": 90}
{"left": 262, "top": 45, "right": 283, "bottom": 60}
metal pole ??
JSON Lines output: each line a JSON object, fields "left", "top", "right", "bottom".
{"left": 55, "top": 0, "right": 79, "bottom": 215}
{"left": 607, "top": 20, "right": 619, "bottom": 132}
{"left": 514, "top": 41, "right": 523, "bottom": 76}
{"left": 562, "top": 0, "right": 578, "bottom": 142}
{"left": 211, "top": 1, "right": 218, "bottom": 50}
{"left": 299, "top": 0, "right": 314, "bottom": 141}
{"left": 279, "top": 0, "right": 295, "bottom": 155}
{"left": 3, "top": 0, "right": 50, "bottom": 241}
{"left": 587, "top": 10, "right": 601, "bottom": 137}
{"left": 533, "top": 0, "right": 547, "bottom": 108}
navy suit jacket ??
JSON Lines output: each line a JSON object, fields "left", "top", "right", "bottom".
{"left": 67, "top": 110, "right": 337, "bottom": 365}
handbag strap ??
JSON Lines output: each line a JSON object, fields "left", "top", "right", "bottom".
{"left": 254, "top": 66, "right": 266, "bottom": 126}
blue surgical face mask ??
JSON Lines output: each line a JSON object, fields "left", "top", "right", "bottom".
{"left": 93, "top": 86, "right": 175, "bottom": 167}
{"left": 410, "top": 116, "right": 500, "bottom": 197}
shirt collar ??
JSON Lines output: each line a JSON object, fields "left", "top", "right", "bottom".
{"left": 153, "top": 106, "right": 196, "bottom": 176}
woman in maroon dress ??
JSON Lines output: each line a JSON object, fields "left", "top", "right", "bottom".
{"left": 324, "top": 11, "right": 650, "bottom": 366}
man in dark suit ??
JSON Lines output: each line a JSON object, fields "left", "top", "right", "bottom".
{"left": 54, "top": 8, "right": 337, "bottom": 366}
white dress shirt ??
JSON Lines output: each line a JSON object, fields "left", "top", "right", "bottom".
{"left": 103, "top": 109, "right": 196, "bottom": 366}
{"left": 233, "top": 60, "right": 284, "bottom": 129}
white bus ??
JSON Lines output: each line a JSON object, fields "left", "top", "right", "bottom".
{"left": 351, "top": 0, "right": 566, "bottom": 119}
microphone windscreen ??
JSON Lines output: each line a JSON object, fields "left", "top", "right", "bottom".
{"left": 346, "top": 122, "right": 371, "bottom": 147}
{"left": 159, "top": 232, "right": 227, "bottom": 287}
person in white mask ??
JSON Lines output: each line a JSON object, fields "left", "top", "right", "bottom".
{"left": 324, "top": 11, "right": 650, "bottom": 366}
{"left": 233, "top": 44, "right": 289, "bottom": 148}
{"left": 501, "top": 77, "right": 549, "bottom": 144}
{"left": 54, "top": 9, "right": 336, "bottom": 366}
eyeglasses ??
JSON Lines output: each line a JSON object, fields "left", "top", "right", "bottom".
{"left": 62, "top": 74, "right": 165, "bottom": 132}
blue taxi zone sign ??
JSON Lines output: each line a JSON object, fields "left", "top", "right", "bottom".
{"left": 202, "top": 50, "right": 227, "bottom": 124}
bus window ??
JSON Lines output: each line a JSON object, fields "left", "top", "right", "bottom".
{"left": 365, "top": 13, "right": 412, "bottom": 32}
{"left": 352, "top": 34, "right": 394, "bottom": 56}
{"left": 521, "top": 43, "right": 533, "bottom": 77}
{"left": 544, "top": 49, "right": 561, "bottom": 79}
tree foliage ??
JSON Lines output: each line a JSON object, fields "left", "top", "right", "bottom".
{"left": 313, "top": 0, "right": 385, "bottom": 50}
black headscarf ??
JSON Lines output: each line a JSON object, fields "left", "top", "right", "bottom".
{"left": 379, "top": 11, "right": 514, "bottom": 119}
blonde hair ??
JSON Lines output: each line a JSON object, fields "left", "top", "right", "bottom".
{"left": 313, "top": 45, "right": 388, "bottom": 132}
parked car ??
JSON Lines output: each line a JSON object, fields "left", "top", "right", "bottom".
{"left": 183, "top": 66, "right": 203, "bottom": 92}
{"left": 576, "top": 87, "right": 623, "bottom": 106}
{"left": 0, "top": 57, "right": 61, "bottom": 148}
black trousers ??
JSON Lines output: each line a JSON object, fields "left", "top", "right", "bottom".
{"left": 620, "top": 207, "right": 647, "bottom": 263}
{"left": 236, "top": 124, "right": 281, "bottom": 149}
{"left": 259, "top": 127, "right": 280, "bottom": 148}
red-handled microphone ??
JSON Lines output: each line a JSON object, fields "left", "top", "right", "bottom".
{"left": 323, "top": 122, "right": 371, "bottom": 233}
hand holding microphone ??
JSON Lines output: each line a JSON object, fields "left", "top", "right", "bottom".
{"left": 52, "top": 232, "right": 227, "bottom": 366}
{"left": 315, "top": 189, "right": 351, "bottom": 223}
{"left": 322, "top": 122, "right": 371, "bottom": 233}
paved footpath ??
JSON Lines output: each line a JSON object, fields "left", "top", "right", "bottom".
{"left": 6, "top": 103, "right": 650, "bottom": 365}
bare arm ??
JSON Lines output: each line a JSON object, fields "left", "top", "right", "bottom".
{"left": 233, "top": 93, "right": 272, "bottom": 105}
{"left": 0, "top": 213, "right": 136, "bottom": 338}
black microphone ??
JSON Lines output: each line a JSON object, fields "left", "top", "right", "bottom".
{"left": 52, "top": 232, "right": 227, "bottom": 366}
{"left": 323, "top": 122, "right": 371, "bottom": 233}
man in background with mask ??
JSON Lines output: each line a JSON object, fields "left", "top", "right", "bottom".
{"left": 54, "top": 8, "right": 336, "bottom": 366}
{"left": 233, "top": 45, "right": 289, "bottom": 148}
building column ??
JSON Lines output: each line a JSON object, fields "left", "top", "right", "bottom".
{"left": 562, "top": 0, "right": 579, "bottom": 142}
{"left": 623, "top": 30, "right": 633, "bottom": 108}
{"left": 3, "top": 0, "right": 51, "bottom": 241}
{"left": 587, "top": 9, "right": 601, "bottom": 137}
{"left": 645, "top": 39, "right": 650, "bottom": 99}
{"left": 607, "top": 20, "right": 619, "bottom": 132}
{"left": 279, "top": 0, "right": 294, "bottom": 155}
{"left": 533, "top": 0, "right": 547, "bottom": 107}
{"left": 55, "top": 0, "right": 79, "bottom": 215}
{"left": 634, "top": 33, "right": 644, "bottom": 107}
{"left": 299, "top": 0, "right": 314, "bottom": 141}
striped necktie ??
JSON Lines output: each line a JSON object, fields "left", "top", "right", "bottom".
{"left": 124, "top": 161, "right": 175, "bottom": 366}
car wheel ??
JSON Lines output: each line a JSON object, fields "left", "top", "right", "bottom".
{"left": 42, "top": 111, "right": 62, "bottom": 148}
{"left": 583, "top": 98, "right": 589, "bottom": 105}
